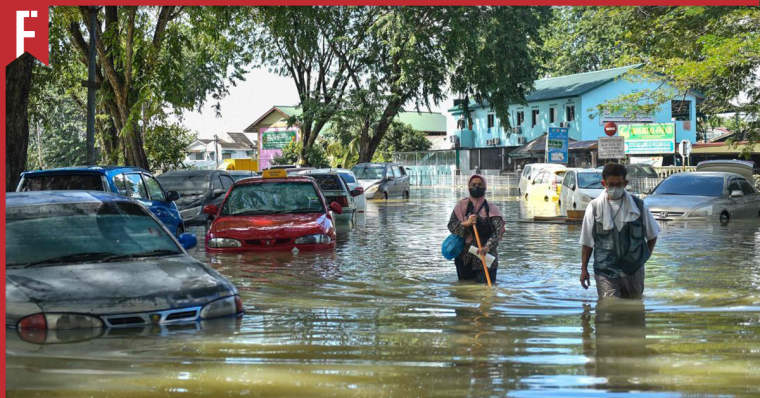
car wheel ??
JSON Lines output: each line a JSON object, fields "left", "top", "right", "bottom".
{"left": 383, "top": 191, "right": 389, "bottom": 200}
{"left": 573, "top": 203, "right": 577, "bottom": 209}
{"left": 544, "top": 196, "right": 549, "bottom": 202}
{"left": 720, "top": 212, "right": 730, "bottom": 224}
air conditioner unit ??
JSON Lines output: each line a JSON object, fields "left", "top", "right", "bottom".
{"left": 512, "top": 127, "right": 522, "bottom": 135}
{"left": 517, "top": 137, "right": 527, "bottom": 144}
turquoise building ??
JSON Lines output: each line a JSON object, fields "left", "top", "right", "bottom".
{"left": 448, "top": 65, "right": 701, "bottom": 171}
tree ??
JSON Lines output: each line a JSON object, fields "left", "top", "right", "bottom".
{"left": 48, "top": 6, "right": 252, "bottom": 168}
{"left": 6, "top": 53, "right": 36, "bottom": 191}
{"left": 373, "top": 122, "right": 431, "bottom": 163}
{"left": 271, "top": 141, "right": 330, "bottom": 168}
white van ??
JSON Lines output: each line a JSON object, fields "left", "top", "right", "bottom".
{"left": 518, "top": 163, "right": 567, "bottom": 196}
{"left": 559, "top": 168, "right": 604, "bottom": 211}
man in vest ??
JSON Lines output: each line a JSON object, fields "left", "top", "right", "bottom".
{"left": 579, "top": 163, "right": 660, "bottom": 299}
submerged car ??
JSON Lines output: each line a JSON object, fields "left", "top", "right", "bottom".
{"left": 204, "top": 169, "right": 343, "bottom": 252}
{"left": 297, "top": 169, "right": 364, "bottom": 219}
{"left": 351, "top": 163, "right": 410, "bottom": 199}
{"left": 157, "top": 170, "right": 234, "bottom": 227}
{"left": 644, "top": 172, "right": 760, "bottom": 222}
{"left": 525, "top": 168, "right": 566, "bottom": 201}
{"left": 559, "top": 169, "right": 604, "bottom": 210}
{"left": 17, "top": 166, "right": 184, "bottom": 236}
{"left": 6, "top": 191, "right": 243, "bottom": 333}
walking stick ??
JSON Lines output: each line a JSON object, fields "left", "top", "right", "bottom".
{"left": 472, "top": 224, "right": 492, "bottom": 288}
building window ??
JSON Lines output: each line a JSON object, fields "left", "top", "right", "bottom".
{"left": 192, "top": 153, "right": 204, "bottom": 160}
{"left": 671, "top": 100, "right": 691, "bottom": 121}
{"left": 246, "top": 151, "right": 255, "bottom": 157}
{"left": 208, "top": 152, "right": 215, "bottom": 161}
{"left": 531, "top": 109, "right": 540, "bottom": 127}
{"left": 550, "top": 108, "right": 556, "bottom": 124}
{"left": 566, "top": 105, "right": 576, "bottom": 122}
{"left": 457, "top": 118, "right": 466, "bottom": 130}
{"left": 517, "top": 111, "right": 525, "bottom": 126}
{"left": 487, "top": 114, "right": 495, "bottom": 129}
{"left": 222, "top": 153, "right": 232, "bottom": 160}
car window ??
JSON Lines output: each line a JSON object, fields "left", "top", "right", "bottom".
{"left": 392, "top": 166, "right": 402, "bottom": 178}
{"left": 653, "top": 175, "right": 724, "bottom": 197}
{"left": 563, "top": 172, "right": 574, "bottom": 188}
{"left": 577, "top": 173, "right": 603, "bottom": 189}
{"left": 640, "top": 165, "right": 658, "bottom": 178}
{"left": 523, "top": 166, "right": 532, "bottom": 179}
{"left": 352, "top": 166, "right": 385, "bottom": 180}
{"left": 399, "top": 166, "right": 407, "bottom": 176}
{"left": 739, "top": 178, "right": 756, "bottom": 195}
{"left": 535, "top": 172, "right": 547, "bottom": 184}
{"left": 6, "top": 201, "right": 180, "bottom": 267}
{"left": 338, "top": 172, "right": 357, "bottom": 184}
{"left": 555, "top": 172, "right": 566, "bottom": 183}
{"left": 142, "top": 175, "right": 166, "bottom": 202}
{"left": 125, "top": 173, "right": 149, "bottom": 200}
{"left": 221, "top": 182, "right": 324, "bottom": 215}
{"left": 311, "top": 175, "right": 345, "bottom": 192}
{"left": 157, "top": 174, "right": 210, "bottom": 196}
{"left": 212, "top": 175, "right": 223, "bottom": 191}
{"left": 113, "top": 174, "right": 128, "bottom": 195}
{"left": 19, "top": 174, "right": 105, "bottom": 192}
{"left": 221, "top": 175, "right": 234, "bottom": 190}
{"left": 728, "top": 178, "right": 741, "bottom": 194}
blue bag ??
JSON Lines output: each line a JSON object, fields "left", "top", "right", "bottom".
{"left": 441, "top": 234, "right": 465, "bottom": 260}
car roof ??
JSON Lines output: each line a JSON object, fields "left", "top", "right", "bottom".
{"left": 669, "top": 171, "right": 738, "bottom": 178}
{"left": 21, "top": 165, "right": 148, "bottom": 177}
{"left": 6, "top": 190, "right": 132, "bottom": 207}
{"left": 566, "top": 168, "right": 601, "bottom": 173}
{"left": 304, "top": 168, "right": 355, "bottom": 174}
{"left": 158, "top": 170, "right": 217, "bottom": 177}
{"left": 234, "top": 176, "right": 316, "bottom": 185}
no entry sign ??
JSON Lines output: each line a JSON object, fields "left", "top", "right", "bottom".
{"left": 604, "top": 121, "right": 618, "bottom": 137}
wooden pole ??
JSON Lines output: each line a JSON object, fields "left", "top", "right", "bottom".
{"left": 472, "top": 225, "right": 492, "bottom": 287}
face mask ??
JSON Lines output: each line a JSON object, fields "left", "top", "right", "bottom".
{"left": 607, "top": 187, "right": 625, "bottom": 200}
{"left": 469, "top": 187, "right": 486, "bottom": 198}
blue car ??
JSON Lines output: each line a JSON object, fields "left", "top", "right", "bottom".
{"left": 16, "top": 166, "right": 185, "bottom": 236}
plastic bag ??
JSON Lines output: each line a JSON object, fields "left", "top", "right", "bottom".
{"left": 441, "top": 234, "right": 465, "bottom": 260}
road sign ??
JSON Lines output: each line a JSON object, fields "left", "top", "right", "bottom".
{"left": 598, "top": 136, "right": 625, "bottom": 159}
{"left": 679, "top": 139, "right": 692, "bottom": 157}
{"left": 604, "top": 121, "right": 618, "bottom": 137}
{"left": 547, "top": 127, "right": 568, "bottom": 164}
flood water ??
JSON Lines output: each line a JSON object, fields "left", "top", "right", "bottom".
{"left": 7, "top": 187, "right": 760, "bottom": 397}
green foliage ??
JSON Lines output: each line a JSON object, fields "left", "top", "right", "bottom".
{"left": 271, "top": 141, "right": 330, "bottom": 168}
{"left": 373, "top": 122, "right": 431, "bottom": 163}
{"left": 144, "top": 122, "right": 196, "bottom": 173}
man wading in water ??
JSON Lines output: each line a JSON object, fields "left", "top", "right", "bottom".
{"left": 448, "top": 175, "right": 505, "bottom": 283}
{"left": 579, "top": 163, "right": 660, "bottom": 299}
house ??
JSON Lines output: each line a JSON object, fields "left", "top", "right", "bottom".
{"left": 448, "top": 65, "right": 702, "bottom": 172}
{"left": 183, "top": 132, "right": 257, "bottom": 169}
{"left": 244, "top": 106, "right": 448, "bottom": 170}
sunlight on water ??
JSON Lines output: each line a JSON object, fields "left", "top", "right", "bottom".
{"left": 7, "top": 187, "right": 760, "bottom": 397}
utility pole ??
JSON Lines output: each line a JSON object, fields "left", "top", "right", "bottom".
{"left": 214, "top": 134, "right": 219, "bottom": 168}
{"left": 84, "top": 6, "right": 99, "bottom": 165}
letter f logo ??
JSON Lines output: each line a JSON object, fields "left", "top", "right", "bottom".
{"left": 17, "top": 10, "right": 37, "bottom": 57}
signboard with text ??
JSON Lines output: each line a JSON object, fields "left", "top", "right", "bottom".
{"left": 598, "top": 136, "right": 625, "bottom": 159}
{"left": 547, "top": 127, "right": 568, "bottom": 164}
{"left": 618, "top": 123, "right": 676, "bottom": 155}
{"left": 262, "top": 130, "right": 297, "bottom": 150}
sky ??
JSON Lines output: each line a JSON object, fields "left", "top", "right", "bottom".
{"left": 178, "top": 68, "right": 453, "bottom": 140}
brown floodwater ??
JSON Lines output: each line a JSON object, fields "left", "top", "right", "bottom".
{"left": 6, "top": 187, "right": 760, "bottom": 397}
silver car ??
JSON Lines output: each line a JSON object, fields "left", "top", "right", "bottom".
{"left": 644, "top": 172, "right": 760, "bottom": 222}
{"left": 6, "top": 191, "right": 243, "bottom": 333}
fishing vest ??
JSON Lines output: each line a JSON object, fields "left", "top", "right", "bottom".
{"left": 591, "top": 195, "right": 650, "bottom": 278}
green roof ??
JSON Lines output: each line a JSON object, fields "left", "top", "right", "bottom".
{"left": 449, "top": 64, "right": 640, "bottom": 113}
{"left": 273, "top": 106, "right": 302, "bottom": 118}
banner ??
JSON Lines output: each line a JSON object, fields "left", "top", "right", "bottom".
{"left": 547, "top": 127, "right": 568, "bottom": 164}
{"left": 262, "top": 130, "right": 297, "bottom": 150}
{"left": 619, "top": 123, "right": 676, "bottom": 155}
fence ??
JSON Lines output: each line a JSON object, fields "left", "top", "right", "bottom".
{"left": 653, "top": 166, "right": 697, "bottom": 178}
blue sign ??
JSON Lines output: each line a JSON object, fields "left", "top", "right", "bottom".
{"left": 547, "top": 128, "right": 569, "bottom": 164}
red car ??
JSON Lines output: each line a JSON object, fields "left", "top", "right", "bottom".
{"left": 204, "top": 170, "right": 343, "bottom": 252}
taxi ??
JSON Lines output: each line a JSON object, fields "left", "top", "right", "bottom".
{"left": 203, "top": 169, "right": 342, "bottom": 252}
{"left": 524, "top": 168, "right": 566, "bottom": 202}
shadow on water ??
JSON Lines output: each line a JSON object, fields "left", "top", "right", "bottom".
{"left": 7, "top": 187, "right": 760, "bottom": 397}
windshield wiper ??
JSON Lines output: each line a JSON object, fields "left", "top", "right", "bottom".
{"left": 101, "top": 249, "right": 181, "bottom": 262}
{"left": 21, "top": 252, "right": 118, "bottom": 268}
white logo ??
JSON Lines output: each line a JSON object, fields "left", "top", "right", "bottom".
{"left": 17, "top": 10, "right": 37, "bottom": 57}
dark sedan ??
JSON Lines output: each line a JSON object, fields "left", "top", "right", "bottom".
{"left": 157, "top": 170, "right": 235, "bottom": 226}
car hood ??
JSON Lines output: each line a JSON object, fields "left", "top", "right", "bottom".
{"left": 358, "top": 179, "right": 382, "bottom": 189}
{"left": 644, "top": 195, "right": 716, "bottom": 212}
{"left": 5, "top": 256, "right": 235, "bottom": 316}
{"left": 211, "top": 213, "right": 332, "bottom": 239}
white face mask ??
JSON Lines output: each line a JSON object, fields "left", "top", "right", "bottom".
{"left": 607, "top": 187, "right": 625, "bottom": 200}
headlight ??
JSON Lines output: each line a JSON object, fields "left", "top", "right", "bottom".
{"left": 18, "top": 313, "right": 104, "bottom": 330}
{"left": 365, "top": 185, "right": 379, "bottom": 194}
{"left": 200, "top": 295, "right": 243, "bottom": 319}
{"left": 208, "top": 238, "right": 242, "bottom": 248}
{"left": 180, "top": 206, "right": 202, "bottom": 219}
{"left": 688, "top": 205, "right": 713, "bottom": 217}
{"left": 294, "top": 234, "right": 332, "bottom": 245}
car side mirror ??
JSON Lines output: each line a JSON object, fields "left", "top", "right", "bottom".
{"left": 330, "top": 201, "right": 343, "bottom": 215}
{"left": 203, "top": 204, "right": 219, "bottom": 215}
{"left": 350, "top": 187, "right": 364, "bottom": 197}
{"left": 177, "top": 233, "right": 197, "bottom": 250}
{"left": 166, "top": 191, "right": 180, "bottom": 201}
{"left": 388, "top": 175, "right": 395, "bottom": 181}
{"left": 213, "top": 189, "right": 226, "bottom": 198}
{"left": 730, "top": 190, "right": 744, "bottom": 198}
{"left": 645, "top": 188, "right": 652, "bottom": 195}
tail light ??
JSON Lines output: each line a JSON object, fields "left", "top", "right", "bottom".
{"left": 331, "top": 196, "right": 349, "bottom": 207}
{"left": 18, "top": 314, "right": 47, "bottom": 330}
{"left": 235, "top": 295, "right": 244, "bottom": 314}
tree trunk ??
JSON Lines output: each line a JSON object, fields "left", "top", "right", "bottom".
{"left": 6, "top": 53, "right": 35, "bottom": 191}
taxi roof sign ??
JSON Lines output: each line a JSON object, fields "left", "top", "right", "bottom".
{"left": 263, "top": 169, "right": 288, "bottom": 179}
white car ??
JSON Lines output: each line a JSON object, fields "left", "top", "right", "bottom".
{"left": 295, "top": 168, "right": 366, "bottom": 214}
{"left": 518, "top": 163, "right": 567, "bottom": 196}
{"left": 559, "top": 168, "right": 604, "bottom": 211}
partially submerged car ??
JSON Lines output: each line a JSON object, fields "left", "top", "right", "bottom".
{"left": 17, "top": 166, "right": 185, "bottom": 236}
{"left": 351, "top": 163, "right": 410, "bottom": 199}
{"left": 157, "top": 170, "right": 234, "bottom": 227}
{"left": 204, "top": 169, "right": 343, "bottom": 252}
{"left": 559, "top": 168, "right": 604, "bottom": 210}
{"left": 6, "top": 191, "right": 243, "bottom": 334}
{"left": 518, "top": 163, "right": 566, "bottom": 196}
{"left": 644, "top": 172, "right": 760, "bottom": 222}
{"left": 525, "top": 168, "right": 566, "bottom": 201}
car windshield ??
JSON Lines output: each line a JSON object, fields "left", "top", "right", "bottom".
{"left": 578, "top": 173, "right": 603, "bottom": 189}
{"left": 20, "top": 174, "right": 104, "bottom": 191}
{"left": 311, "top": 175, "right": 345, "bottom": 192}
{"left": 652, "top": 175, "right": 724, "bottom": 197}
{"left": 6, "top": 201, "right": 181, "bottom": 267}
{"left": 638, "top": 165, "right": 658, "bottom": 177}
{"left": 221, "top": 182, "right": 324, "bottom": 216}
{"left": 338, "top": 172, "right": 356, "bottom": 184}
{"left": 156, "top": 175, "right": 208, "bottom": 195}
{"left": 352, "top": 166, "right": 384, "bottom": 180}
{"left": 230, "top": 173, "right": 253, "bottom": 182}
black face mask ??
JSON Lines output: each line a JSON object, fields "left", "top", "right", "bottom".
{"left": 469, "top": 187, "right": 486, "bottom": 198}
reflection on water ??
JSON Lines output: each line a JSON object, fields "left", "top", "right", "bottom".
{"left": 7, "top": 187, "right": 760, "bottom": 397}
